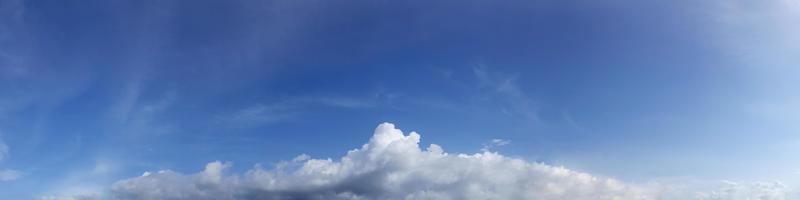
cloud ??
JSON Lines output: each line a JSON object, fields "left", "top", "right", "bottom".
{"left": 472, "top": 66, "right": 539, "bottom": 122}
{"left": 695, "top": 181, "right": 789, "bottom": 200}
{"left": 36, "top": 159, "right": 119, "bottom": 200}
{"left": 0, "top": 169, "right": 20, "bottom": 181}
{"left": 30, "top": 122, "right": 800, "bottom": 199}
{"left": 39, "top": 195, "right": 98, "bottom": 200}
{"left": 480, "top": 139, "right": 511, "bottom": 152}
{"left": 0, "top": 137, "right": 20, "bottom": 181}
{"left": 225, "top": 103, "right": 298, "bottom": 127}
{"left": 0, "top": 0, "right": 27, "bottom": 76}
{"left": 490, "top": 139, "right": 511, "bottom": 146}
{"left": 223, "top": 96, "right": 379, "bottom": 128}
{"left": 108, "top": 123, "right": 654, "bottom": 199}
{"left": 0, "top": 138, "right": 7, "bottom": 161}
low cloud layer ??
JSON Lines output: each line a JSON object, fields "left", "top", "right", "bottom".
{"left": 71, "top": 123, "right": 791, "bottom": 200}
{"left": 109, "top": 123, "right": 650, "bottom": 199}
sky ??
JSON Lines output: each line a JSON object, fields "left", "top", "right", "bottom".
{"left": 1, "top": 0, "right": 799, "bottom": 199}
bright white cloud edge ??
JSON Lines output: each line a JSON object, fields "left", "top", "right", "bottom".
{"left": 45, "top": 123, "right": 793, "bottom": 200}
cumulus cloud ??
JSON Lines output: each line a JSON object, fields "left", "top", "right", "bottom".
{"left": 103, "top": 123, "right": 795, "bottom": 200}
{"left": 109, "top": 123, "right": 653, "bottom": 199}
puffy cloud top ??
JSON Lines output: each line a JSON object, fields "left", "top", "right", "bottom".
{"left": 109, "top": 123, "right": 652, "bottom": 199}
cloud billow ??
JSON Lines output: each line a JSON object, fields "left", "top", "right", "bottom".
{"left": 109, "top": 123, "right": 653, "bottom": 200}
{"left": 104, "top": 123, "right": 794, "bottom": 200}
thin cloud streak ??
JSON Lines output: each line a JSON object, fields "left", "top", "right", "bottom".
{"left": 472, "top": 66, "right": 539, "bottom": 123}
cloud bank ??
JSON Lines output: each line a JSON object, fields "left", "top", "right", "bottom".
{"left": 109, "top": 123, "right": 650, "bottom": 199}
{"left": 86, "top": 123, "right": 791, "bottom": 199}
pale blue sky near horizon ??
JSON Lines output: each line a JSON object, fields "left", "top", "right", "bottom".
{"left": 1, "top": 0, "right": 799, "bottom": 199}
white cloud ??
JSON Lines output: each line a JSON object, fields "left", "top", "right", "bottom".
{"left": 490, "top": 139, "right": 510, "bottom": 146}
{"left": 695, "top": 181, "right": 789, "bottom": 200}
{"left": 39, "top": 195, "right": 98, "bottom": 200}
{"left": 472, "top": 66, "right": 539, "bottom": 122}
{"left": 223, "top": 96, "right": 379, "bottom": 127}
{"left": 0, "top": 138, "right": 7, "bottom": 161}
{"left": 109, "top": 123, "right": 653, "bottom": 199}
{"left": 480, "top": 139, "right": 511, "bottom": 152}
{"left": 225, "top": 103, "right": 298, "bottom": 127}
{"left": 0, "top": 168, "right": 20, "bottom": 181}
{"left": 0, "top": 136, "right": 20, "bottom": 181}
{"left": 92, "top": 123, "right": 795, "bottom": 199}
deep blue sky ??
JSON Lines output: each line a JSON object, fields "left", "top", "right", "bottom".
{"left": 1, "top": 0, "right": 799, "bottom": 198}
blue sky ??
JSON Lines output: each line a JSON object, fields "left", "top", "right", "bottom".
{"left": 1, "top": 0, "right": 799, "bottom": 199}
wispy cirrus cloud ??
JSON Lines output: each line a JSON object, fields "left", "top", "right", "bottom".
{"left": 472, "top": 66, "right": 539, "bottom": 122}
{"left": 0, "top": 168, "right": 20, "bottom": 181}
{"left": 694, "top": 181, "right": 788, "bottom": 200}
{"left": 0, "top": 136, "right": 20, "bottom": 181}
{"left": 221, "top": 95, "right": 382, "bottom": 128}
{"left": 480, "top": 138, "right": 511, "bottom": 152}
{"left": 0, "top": 138, "right": 8, "bottom": 162}
{"left": 38, "top": 194, "right": 98, "bottom": 200}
